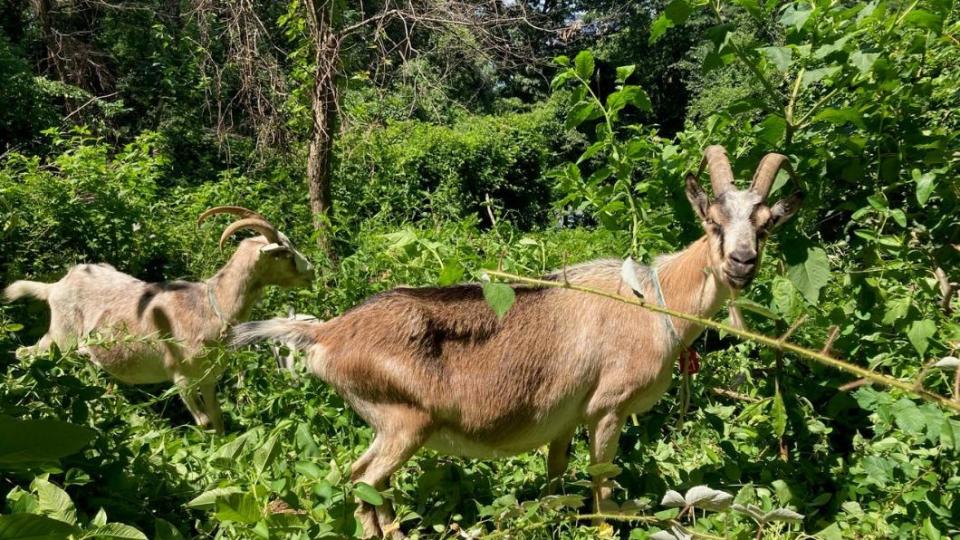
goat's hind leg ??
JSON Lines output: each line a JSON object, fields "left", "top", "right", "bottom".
{"left": 588, "top": 412, "right": 626, "bottom": 516}
{"left": 545, "top": 430, "right": 575, "bottom": 495}
{"left": 200, "top": 381, "right": 224, "bottom": 434}
{"left": 351, "top": 406, "right": 430, "bottom": 539}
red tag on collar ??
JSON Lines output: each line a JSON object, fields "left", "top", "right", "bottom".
{"left": 679, "top": 348, "right": 701, "bottom": 374}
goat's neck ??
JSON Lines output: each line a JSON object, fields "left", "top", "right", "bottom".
{"left": 206, "top": 249, "right": 263, "bottom": 324}
{"left": 655, "top": 236, "right": 731, "bottom": 347}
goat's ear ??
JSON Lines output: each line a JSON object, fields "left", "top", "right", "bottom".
{"left": 769, "top": 190, "right": 804, "bottom": 229}
{"left": 685, "top": 173, "right": 710, "bottom": 220}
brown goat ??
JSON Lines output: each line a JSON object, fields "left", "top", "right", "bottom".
{"left": 232, "top": 147, "right": 804, "bottom": 537}
{"left": 4, "top": 207, "right": 314, "bottom": 433}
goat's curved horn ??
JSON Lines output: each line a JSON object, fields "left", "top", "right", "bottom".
{"left": 698, "top": 145, "right": 735, "bottom": 196}
{"left": 219, "top": 218, "right": 280, "bottom": 250}
{"left": 197, "top": 206, "right": 266, "bottom": 226}
{"left": 750, "top": 153, "right": 790, "bottom": 200}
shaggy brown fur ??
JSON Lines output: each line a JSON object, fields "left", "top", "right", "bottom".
{"left": 232, "top": 147, "right": 803, "bottom": 538}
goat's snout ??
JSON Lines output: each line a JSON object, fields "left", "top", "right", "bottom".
{"left": 728, "top": 249, "right": 757, "bottom": 268}
{"left": 725, "top": 248, "right": 758, "bottom": 287}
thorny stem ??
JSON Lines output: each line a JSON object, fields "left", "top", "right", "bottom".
{"left": 484, "top": 269, "right": 960, "bottom": 413}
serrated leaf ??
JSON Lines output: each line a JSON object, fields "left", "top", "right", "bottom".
{"left": 802, "top": 66, "right": 842, "bottom": 88}
{"left": 253, "top": 433, "right": 281, "bottom": 476}
{"left": 482, "top": 281, "right": 515, "bottom": 319}
{"left": 354, "top": 482, "right": 383, "bottom": 506}
{"left": 649, "top": 13, "right": 674, "bottom": 43}
{"left": 780, "top": 5, "right": 812, "bottom": 30}
{"left": 882, "top": 296, "right": 911, "bottom": 325}
{"left": 786, "top": 247, "right": 830, "bottom": 305}
{"left": 660, "top": 489, "right": 685, "bottom": 508}
{"left": 565, "top": 102, "right": 600, "bottom": 129}
{"left": 615, "top": 65, "right": 635, "bottom": 83}
{"left": 759, "top": 46, "right": 792, "bottom": 71}
{"left": 907, "top": 319, "right": 936, "bottom": 356}
{"left": 850, "top": 50, "right": 879, "bottom": 74}
{"left": 574, "top": 50, "right": 594, "bottom": 79}
{"left": 586, "top": 462, "right": 622, "bottom": 478}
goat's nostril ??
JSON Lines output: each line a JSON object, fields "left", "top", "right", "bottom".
{"left": 730, "top": 251, "right": 757, "bottom": 265}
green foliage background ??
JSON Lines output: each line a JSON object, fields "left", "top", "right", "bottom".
{"left": 1, "top": 0, "right": 959, "bottom": 538}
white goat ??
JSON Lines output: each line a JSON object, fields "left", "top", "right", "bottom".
{"left": 4, "top": 206, "right": 314, "bottom": 433}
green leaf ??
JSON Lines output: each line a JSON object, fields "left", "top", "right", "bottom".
{"left": 881, "top": 296, "right": 911, "bottom": 325}
{"left": 649, "top": 14, "right": 673, "bottom": 43}
{"left": 771, "top": 387, "right": 787, "bottom": 438}
{"left": 912, "top": 169, "right": 936, "bottom": 205}
{"left": 607, "top": 87, "right": 652, "bottom": 115}
{"left": 780, "top": 5, "right": 813, "bottom": 30}
{"left": 615, "top": 65, "right": 635, "bottom": 83}
{"left": 758, "top": 46, "right": 792, "bottom": 71}
{"left": 849, "top": 50, "right": 879, "bottom": 74}
{"left": 34, "top": 480, "right": 77, "bottom": 526}
{"left": 438, "top": 262, "right": 464, "bottom": 286}
{"left": 785, "top": 247, "right": 831, "bottom": 305}
{"left": 153, "top": 519, "right": 186, "bottom": 540}
{"left": 253, "top": 433, "right": 281, "bottom": 476}
{"left": 733, "top": 298, "right": 780, "bottom": 320}
{"left": 664, "top": 0, "right": 692, "bottom": 25}
{"left": 83, "top": 523, "right": 148, "bottom": 540}
{"left": 354, "top": 482, "right": 384, "bottom": 506}
{"left": 756, "top": 115, "right": 786, "bottom": 146}
{"left": 0, "top": 415, "right": 96, "bottom": 468}
{"left": 482, "top": 281, "right": 515, "bottom": 319}
{"left": 816, "top": 523, "right": 843, "bottom": 540}
{"left": 586, "top": 462, "right": 622, "bottom": 478}
{"left": 185, "top": 487, "right": 243, "bottom": 510}
{"left": 0, "top": 514, "right": 81, "bottom": 540}
{"left": 907, "top": 319, "right": 936, "bottom": 356}
{"left": 801, "top": 65, "right": 842, "bottom": 88}
{"left": 565, "top": 102, "right": 600, "bottom": 129}
{"left": 891, "top": 398, "right": 925, "bottom": 434}
{"left": 574, "top": 50, "right": 594, "bottom": 79}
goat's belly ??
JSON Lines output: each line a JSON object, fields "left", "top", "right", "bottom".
{"left": 91, "top": 353, "right": 169, "bottom": 385}
{"left": 425, "top": 402, "right": 582, "bottom": 459}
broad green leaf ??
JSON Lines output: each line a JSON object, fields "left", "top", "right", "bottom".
{"left": 881, "top": 296, "right": 911, "bottom": 325}
{"left": 0, "top": 514, "right": 81, "bottom": 540}
{"left": 758, "top": 46, "right": 792, "bottom": 71}
{"left": 253, "top": 433, "right": 281, "bottom": 476}
{"left": 0, "top": 416, "right": 96, "bottom": 468}
{"left": 354, "top": 482, "right": 384, "bottom": 506}
{"left": 816, "top": 523, "right": 843, "bottom": 540}
{"left": 780, "top": 5, "right": 813, "bottom": 30}
{"left": 565, "top": 102, "right": 600, "bottom": 129}
{"left": 649, "top": 13, "right": 674, "bottom": 43}
{"left": 586, "top": 462, "right": 622, "bottom": 478}
{"left": 664, "top": 0, "right": 692, "bottom": 24}
{"left": 185, "top": 487, "right": 243, "bottom": 510}
{"left": 786, "top": 247, "right": 830, "bottom": 304}
{"left": 213, "top": 492, "right": 261, "bottom": 524}
{"left": 850, "top": 50, "right": 879, "bottom": 74}
{"left": 574, "top": 50, "right": 594, "bottom": 79}
{"left": 33, "top": 480, "right": 76, "bottom": 526}
{"left": 801, "top": 66, "right": 842, "bottom": 88}
{"left": 757, "top": 115, "right": 786, "bottom": 146}
{"left": 684, "top": 485, "right": 733, "bottom": 511}
{"left": 481, "top": 281, "right": 515, "bottom": 319}
{"left": 907, "top": 319, "right": 936, "bottom": 356}
{"left": 615, "top": 65, "right": 635, "bottom": 83}
{"left": 153, "top": 519, "right": 186, "bottom": 540}
{"left": 891, "top": 398, "right": 925, "bottom": 434}
{"left": 83, "top": 523, "right": 148, "bottom": 540}
{"left": 762, "top": 508, "right": 804, "bottom": 523}
{"left": 921, "top": 517, "right": 942, "bottom": 540}
{"left": 438, "top": 262, "right": 465, "bottom": 286}
{"left": 813, "top": 107, "right": 865, "bottom": 129}
{"left": 913, "top": 169, "right": 936, "bottom": 205}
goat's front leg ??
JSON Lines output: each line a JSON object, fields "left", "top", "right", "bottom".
{"left": 174, "top": 374, "right": 210, "bottom": 429}
{"left": 588, "top": 412, "right": 626, "bottom": 516}
{"left": 200, "top": 381, "right": 224, "bottom": 434}
{"left": 545, "top": 430, "right": 575, "bottom": 495}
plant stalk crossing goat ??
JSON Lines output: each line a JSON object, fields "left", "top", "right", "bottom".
{"left": 4, "top": 207, "right": 314, "bottom": 433}
{"left": 231, "top": 146, "right": 804, "bottom": 538}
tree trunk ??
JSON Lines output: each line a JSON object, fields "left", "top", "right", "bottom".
{"left": 304, "top": 0, "right": 338, "bottom": 258}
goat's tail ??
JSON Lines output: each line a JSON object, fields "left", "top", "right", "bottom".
{"left": 4, "top": 280, "right": 51, "bottom": 302}
{"left": 230, "top": 318, "right": 321, "bottom": 350}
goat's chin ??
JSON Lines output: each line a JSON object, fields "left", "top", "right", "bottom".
{"left": 721, "top": 269, "right": 755, "bottom": 291}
